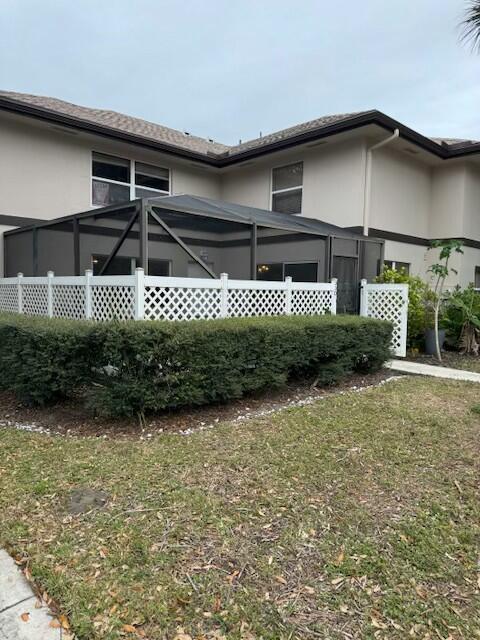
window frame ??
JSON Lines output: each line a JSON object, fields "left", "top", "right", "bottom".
{"left": 91, "top": 151, "right": 171, "bottom": 207}
{"left": 270, "top": 161, "right": 303, "bottom": 215}
{"left": 384, "top": 260, "right": 410, "bottom": 274}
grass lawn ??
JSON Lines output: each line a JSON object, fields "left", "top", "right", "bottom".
{"left": 1, "top": 377, "right": 479, "bottom": 639}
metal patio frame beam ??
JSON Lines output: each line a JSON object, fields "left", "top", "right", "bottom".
{"left": 250, "top": 223, "right": 257, "bottom": 280}
{"left": 148, "top": 206, "right": 217, "bottom": 278}
{"left": 73, "top": 217, "right": 80, "bottom": 276}
{"left": 98, "top": 208, "right": 140, "bottom": 276}
{"left": 138, "top": 201, "right": 149, "bottom": 273}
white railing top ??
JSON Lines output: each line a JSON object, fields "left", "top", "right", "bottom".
{"left": 0, "top": 270, "right": 337, "bottom": 291}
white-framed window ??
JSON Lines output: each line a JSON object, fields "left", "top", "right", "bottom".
{"left": 384, "top": 260, "right": 410, "bottom": 274}
{"left": 91, "top": 152, "right": 170, "bottom": 206}
{"left": 271, "top": 161, "right": 303, "bottom": 215}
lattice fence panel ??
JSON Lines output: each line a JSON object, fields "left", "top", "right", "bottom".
{"left": 91, "top": 286, "right": 135, "bottom": 321}
{"left": 364, "top": 287, "right": 408, "bottom": 357}
{"left": 22, "top": 284, "right": 48, "bottom": 316}
{"left": 0, "top": 284, "right": 18, "bottom": 313}
{"left": 52, "top": 285, "right": 86, "bottom": 320}
{"left": 228, "top": 289, "right": 286, "bottom": 317}
{"left": 144, "top": 286, "right": 222, "bottom": 320}
{"left": 291, "top": 290, "right": 334, "bottom": 315}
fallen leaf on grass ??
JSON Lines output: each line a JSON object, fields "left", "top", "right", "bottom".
{"left": 371, "top": 616, "right": 387, "bottom": 629}
{"left": 275, "top": 575, "right": 287, "bottom": 585}
{"left": 335, "top": 549, "right": 345, "bottom": 565}
{"left": 122, "top": 624, "right": 137, "bottom": 634}
{"left": 331, "top": 576, "right": 344, "bottom": 586}
{"left": 49, "top": 619, "right": 61, "bottom": 629}
{"left": 173, "top": 628, "right": 192, "bottom": 640}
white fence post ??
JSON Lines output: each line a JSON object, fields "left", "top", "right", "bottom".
{"left": 17, "top": 273, "right": 23, "bottom": 314}
{"left": 47, "top": 271, "right": 54, "bottom": 317}
{"left": 330, "top": 278, "right": 337, "bottom": 315}
{"left": 359, "top": 278, "right": 368, "bottom": 316}
{"left": 285, "top": 276, "right": 292, "bottom": 315}
{"left": 134, "top": 267, "right": 145, "bottom": 320}
{"left": 85, "top": 269, "right": 93, "bottom": 319}
{"left": 220, "top": 273, "right": 228, "bottom": 318}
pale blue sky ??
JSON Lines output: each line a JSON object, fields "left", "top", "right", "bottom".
{"left": 1, "top": 0, "right": 479, "bottom": 144}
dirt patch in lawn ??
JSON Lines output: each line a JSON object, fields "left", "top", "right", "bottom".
{"left": 0, "top": 369, "right": 397, "bottom": 439}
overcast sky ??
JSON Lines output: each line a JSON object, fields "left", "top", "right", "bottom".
{"left": 1, "top": 0, "right": 479, "bottom": 144}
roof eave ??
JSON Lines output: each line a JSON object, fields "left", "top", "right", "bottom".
{"left": 1, "top": 97, "right": 479, "bottom": 165}
{"left": 0, "top": 97, "right": 221, "bottom": 166}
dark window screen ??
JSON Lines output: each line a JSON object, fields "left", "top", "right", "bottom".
{"left": 285, "top": 262, "right": 318, "bottom": 282}
{"left": 332, "top": 256, "right": 358, "bottom": 314}
{"left": 92, "top": 254, "right": 133, "bottom": 275}
{"left": 257, "top": 263, "right": 283, "bottom": 281}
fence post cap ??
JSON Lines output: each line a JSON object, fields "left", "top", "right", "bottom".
{"left": 85, "top": 268, "right": 93, "bottom": 276}
{"left": 331, "top": 277, "right": 338, "bottom": 284}
{"left": 360, "top": 278, "right": 367, "bottom": 286}
{"left": 135, "top": 267, "right": 144, "bottom": 273}
{"left": 47, "top": 270, "right": 54, "bottom": 277}
{"left": 285, "top": 276, "right": 292, "bottom": 283}
{"left": 17, "top": 272, "right": 23, "bottom": 277}
{"left": 220, "top": 272, "right": 228, "bottom": 279}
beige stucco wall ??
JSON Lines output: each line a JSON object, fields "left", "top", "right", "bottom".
{"left": 0, "top": 113, "right": 221, "bottom": 221}
{"left": 221, "top": 137, "right": 366, "bottom": 227}
{"left": 462, "top": 165, "right": 480, "bottom": 242}
{"left": 430, "top": 164, "right": 466, "bottom": 238}
{"left": 369, "top": 147, "right": 432, "bottom": 238}
{"left": 383, "top": 239, "right": 428, "bottom": 278}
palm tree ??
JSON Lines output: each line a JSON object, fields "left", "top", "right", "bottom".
{"left": 461, "top": 1, "right": 480, "bottom": 51}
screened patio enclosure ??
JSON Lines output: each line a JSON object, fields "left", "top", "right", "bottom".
{"left": 4, "top": 195, "right": 384, "bottom": 313}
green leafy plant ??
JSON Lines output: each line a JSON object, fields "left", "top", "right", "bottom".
{"left": 443, "top": 286, "right": 480, "bottom": 355}
{"left": 427, "top": 240, "right": 464, "bottom": 361}
{"left": 0, "top": 313, "right": 393, "bottom": 418}
{"left": 375, "top": 267, "right": 435, "bottom": 349}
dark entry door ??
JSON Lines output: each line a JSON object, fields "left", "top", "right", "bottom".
{"left": 332, "top": 256, "right": 359, "bottom": 313}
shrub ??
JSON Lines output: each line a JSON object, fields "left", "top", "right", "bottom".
{"left": 0, "top": 313, "right": 392, "bottom": 418}
{"left": 442, "top": 286, "right": 480, "bottom": 353}
{"left": 375, "top": 267, "right": 435, "bottom": 349}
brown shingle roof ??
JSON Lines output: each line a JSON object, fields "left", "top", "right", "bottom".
{"left": 0, "top": 90, "right": 372, "bottom": 159}
{"left": 0, "top": 90, "right": 230, "bottom": 155}
{"left": 225, "top": 111, "right": 368, "bottom": 155}
{"left": 1, "top": 90, "right": 479, "bottom": 162}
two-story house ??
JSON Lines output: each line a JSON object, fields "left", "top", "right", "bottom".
{"left": 0, "top": 90, "right": 479, "bottom": 292}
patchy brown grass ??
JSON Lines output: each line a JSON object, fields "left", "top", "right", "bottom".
{"left": 0, "top": 377, "right": 479, "bottom": 640}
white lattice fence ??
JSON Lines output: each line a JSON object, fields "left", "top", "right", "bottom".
{"left": 360, "top": 280, "right": 408, "bottom": 357}
{"left": 0, "top": 271, "right": 338, "bottom": 323}
{"left": 143, "top": 275, "right": 337, "bottom": 320}
{"left": 0, "top": 283, "right": 18, "bottom": 313}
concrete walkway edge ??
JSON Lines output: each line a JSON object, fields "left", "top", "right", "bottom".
{"left": 387, "top": 359, "right": 480, "bottom": 382}
{"left": 0, "top": 550, "right": 62, "bottom": 639}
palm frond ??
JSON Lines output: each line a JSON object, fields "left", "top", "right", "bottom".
{"left": 460, "top": 1, "right": 480, "bottom": 52}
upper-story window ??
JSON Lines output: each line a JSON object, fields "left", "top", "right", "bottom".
{"left": 92, "top": 152, "right": 170, "bottom": 206}
{"left": 271, "top": 162, "right": 303, "bottom": 214}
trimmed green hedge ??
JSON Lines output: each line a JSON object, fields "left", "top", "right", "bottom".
{"left": 0, "top": 314, "right": 392, "bottom": 417}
